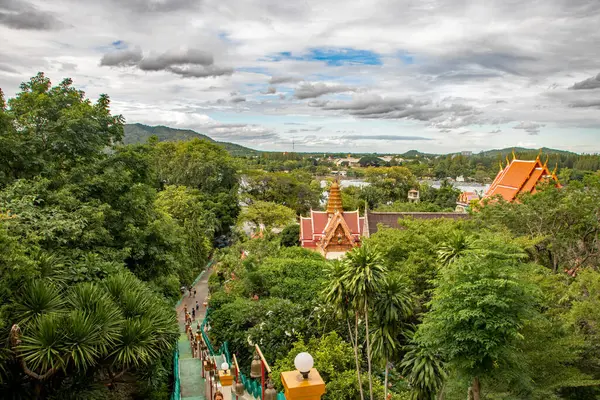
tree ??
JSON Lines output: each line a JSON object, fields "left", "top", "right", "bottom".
{"left": 0, "top": 73, "right": 123, "bottom": 186}
{"left": 416, "top": 237, "right": 538, "bottom": 400}
{"left": 342, "top": 244, "right": 387, "bottom": 400}
{"left": 364, "top": 167, "right": 418, "bottom": 206}
{"left": 323, "top": 261, "right": 365, "bottom": 400}
{"left": 371, "top": 276, "right": 414, "bottom": 400}
{"left": 239, "top": 201, "right": 296, "bottom": 232}
{"left": 359, "top": 155, "right": 382, "bottom": 167}
{"left": 280, "top": 224, "right": 300, "bottom": 247}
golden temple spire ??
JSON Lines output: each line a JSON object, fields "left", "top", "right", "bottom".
{"left": 536, "top": 149, "right": 542, "bottom": 162}
{"left": 512, "top": 149, "right": 516, "bottom": 160}
{"left": 552, "top": 162, "right": 558, "bottom": 175}
{"left": 326, "top": 179, "right": 343, "bottom": 214}
{"left": 499, "top": 160, "right": 504, "bottom": 171}
{"left": 505, "top": 155, "right": 510, "bottom": 166}
{"left": 544, "top": 155, "right": 549, "bottom": 168}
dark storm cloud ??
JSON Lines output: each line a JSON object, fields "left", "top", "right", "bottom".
{"left": 269, "top": 75, "right": 301, "bottom": 84}
{"left": 100, "top": 49, "right": 143, "bottom": 67}
{"left": 320, "top": 95, "right": 475, "bottom": 123}
{"left": 513, "top": 121, "right": 545, "bottom": 135}
{"left": 569, "top": 73, "right": 600, "bottom": 90}
{"left": 100, "top": 47, "right": 233, "bottom": 79}
{"left": 343, "top": 135, "right": 432, "bottom": 141}
{"left": 138, "top": 49, "right": 213, "bottom": 71}
{"left": 569, "top": 99, "right": 600, "bottom": 108}
{"left": 295, "top": 83, "right": 355, "bottom": 99}
{"left": 0, "top": 0, "right": 62, "bottom": 30}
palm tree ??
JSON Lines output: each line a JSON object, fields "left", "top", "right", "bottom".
{"left": 371, "top": 276, "right": 414, "bottom": 400}
{"left": 323, "top": 261, "right": 365, "bottom": 400}
{"left": 437, "top": 231, "right": 474, "bottom": 267}
{"left": 400, "top": 339, "right": 447, "bottom": 400}
{"left": 343, "top": 244, "right": 387, "bottom": 400}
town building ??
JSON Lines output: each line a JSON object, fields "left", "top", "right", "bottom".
{"left": 483, "top": 154, "right": 560, "bottom": 202}
{"left": 455, "top": 191, "right": 480, "bottom": 212}
{"left": 300, "top": 180, "right": 364, "bottom": 259}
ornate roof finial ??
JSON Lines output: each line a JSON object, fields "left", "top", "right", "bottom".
{"left": 552, "top": 162, "right": 558, "bottom": 175}
{"left": 544, "top": 155, "right": 549, "bottom": 168}
{"left": 326, "top": 179, "right": 343, "bottom": 214}
{"left": 505, "top": 155, "right": 510, "bottom": 165}
{"left": 512, "top": 149, "right": 516, "bottom": 160}
{"left": 499, "top": 160, "right": 503, "bottom": 171}
{"left": 536, "top": 149, "right": 542, "bottom": 162}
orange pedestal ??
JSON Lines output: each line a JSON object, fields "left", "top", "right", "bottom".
{"left": 281, "top": 368, "right": 326, "bottom": 400}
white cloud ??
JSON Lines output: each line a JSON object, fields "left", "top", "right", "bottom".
{"left": 1, "top": 0, "right": 599, "bottom": 152}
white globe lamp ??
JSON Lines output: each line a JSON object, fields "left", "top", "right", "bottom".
{"left": 294, "top": 352, "right": 314, "bottom": 379}
{"left": 221, "top": 362, "right": 230, "bottom": 371}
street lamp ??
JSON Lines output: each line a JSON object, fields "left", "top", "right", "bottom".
{"left": 294, "top": 352, "right": 314, "bottom": 379}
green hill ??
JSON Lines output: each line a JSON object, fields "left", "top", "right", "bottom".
{"left": 122, "top": 123, "right": 259, "bottom": 156}
{"left": 477, "top": 147, "right": 576, "bottom": 157}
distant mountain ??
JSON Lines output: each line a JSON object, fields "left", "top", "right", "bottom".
{"left": 477, "top": 147, "right": 576, "bottom": 157}
{"left": 400, "top": 150, "right": 436, "bottom": 158}
{"left": 122, "top": 123, "right": 259, "bottom": 156}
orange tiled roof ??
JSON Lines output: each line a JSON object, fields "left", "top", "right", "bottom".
{"left": 484, "top": 157, "right": 558, "bottom": 202}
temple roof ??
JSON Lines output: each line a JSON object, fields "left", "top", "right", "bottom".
{"left": 484, "top": 156, "right": 559, "bottom": 202}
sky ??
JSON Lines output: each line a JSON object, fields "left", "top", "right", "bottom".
{"left": 1, "top": 0, "right": 600, "bottom": 154}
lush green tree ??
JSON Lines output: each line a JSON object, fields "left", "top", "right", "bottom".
{"left": 415, "top": 237, "right": 538, "bottom": 400}
{"left": 242, "top": 170, "right": 322, "bottom": 215}
{"left": 364, "top": 167, "right": 419, "bottom": 206}
{"left": 0, "top": 73, "right": 123, "bottom": 186}
{"left": 280, "top": 224, "right": 300, "bottom": 247}
{"left": 359, "top": 155, "right": 382, "bottom": 167}
{"left": 239, "top": 201, "right": 296, "bottom": 232}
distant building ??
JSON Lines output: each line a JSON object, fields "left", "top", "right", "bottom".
{"left": 461, "top": 151, "right": 473, "bottom": 156}
{"left": 378, "top": 156, "right": 394, "bottom": 163}
{"left": 335, "top": 157, "right": 361, "bottom": 167}
{"left": 456, "top": 175, "right": 465, "bottom": 182}
{"left": 455, "top": 191, "right": 479, "bottom": 212}
{"left": 408, "top": 189, "right": 420, "bottom": 203}
{"left": 300, "top": 181, "right": 364, "bottom": 259}
{"left": 483, "top": 154, "right": 560, "bottom": 202}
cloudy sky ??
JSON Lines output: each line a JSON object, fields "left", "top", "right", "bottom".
{"left": 1, "top": 0, "right": 600, "bottom": 154}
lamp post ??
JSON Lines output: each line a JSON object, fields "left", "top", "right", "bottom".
{"left": 281, "top": 352, "right": 326, "bottom": 400}
{"left": 218, "top": 361, "right": 234, "bottom": 400}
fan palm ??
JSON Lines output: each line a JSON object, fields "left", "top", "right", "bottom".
{"left": 372, "top": 276, "right": 414, "bottom": 400}
{"left": 342, "top": 244, "right": 387, "bottom": 400}
{"left": 323, "top": 261, "right": 365, "bottom": 400}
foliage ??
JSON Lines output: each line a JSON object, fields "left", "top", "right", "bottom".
{"left": 238, "top": 201, "right": 296, "bottom": 232}
{"left": 416, "top": 236, "right": 539, "bottom": 399}
{"left": 242, "top": 170, "right": 322, "bottom": 214}
{"left": 279, "top": 224, "right": 300, "bottom": 247}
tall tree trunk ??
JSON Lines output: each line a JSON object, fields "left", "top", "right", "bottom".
{"left": 365, "top": 299, "right": 374, "bottom": 400}
{"left": 471, "top": 376, "right": 481, "bottom": 400}
{"left": 383, "top": 360, "right": 389, "bottom": 400}
{"left": 352, "top": 313, "right": 365, "bottom": 400}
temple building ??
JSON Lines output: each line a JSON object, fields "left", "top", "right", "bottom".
{"left": 300, "top": 180, "right": 364, "bottom": 259}
{"left": 483, "top": 153, "right": 560, "bottom": 202}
